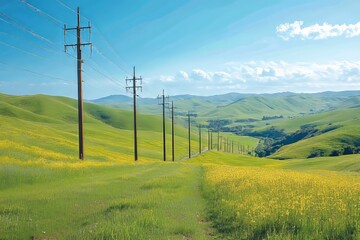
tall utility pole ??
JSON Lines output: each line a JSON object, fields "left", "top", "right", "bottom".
{"left": 207, "top": 128, "right": 210, "bottom": 150}
{"left": 158, "top": 90, "right": 169, "bottom": 161}
{"left": 64, "top": 7, "right": 92, "bottom": 160}
{"left": 170, "top": 101, "right": 175, "bottom": 162}
{"left": 198, "top": 125, "right": 202, "bottom": 154}
{"left": 217, "top": 129, "right": 220, "bottom": 151}
{"left": 126, "top": 67, "right": 142, "bottom": 161}
{"left": 226, "top": 138, "right": 229, "bottom": 152}
{"left": 227, "top": 138, "right": 229, "bottom": 152}
{"left": 187, "top": 112, "right": 197, "bottom": 158}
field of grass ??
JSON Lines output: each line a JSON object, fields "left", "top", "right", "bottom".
{"left": 1, "top": 150, "right": 359, "bottom": 239}
{"left": 0, "top": 163, "right": 211, "bottom": 239}
{"left": 1, "top": 94, "right": 360, "bottom": 239}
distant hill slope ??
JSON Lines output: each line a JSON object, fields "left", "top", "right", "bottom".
{"left": 91, "top": 91, "right": 360, "bottom": 119}
{"left": 204, "top": 95, "right": 340, "bottom": 119}
{"left": 252, "top": 108, "right": 360, "bottom": 159}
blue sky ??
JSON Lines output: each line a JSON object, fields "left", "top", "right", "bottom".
{"left": 0, "top": 0, "right": 360, "bottom": 99}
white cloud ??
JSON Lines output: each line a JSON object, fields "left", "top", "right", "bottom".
{"left": 276, "top": 21, "right": 360, "bottom": 40}
{"left": 159, "top": 75, "right": 174, "bottom": 82}
{"left": 191, "top": 69, "right": 212, "bottom": 81}
{"left": 150, "top": 61, "right": 360, "bottom": 95}
{"left": 225, "top": 61, "right": 360, "bottom": 89}
{"left": 176, "top": 70, "right": 190, "bottom": 81}
{"left": 211, "top": 71, "right": 232, "bottom": 82}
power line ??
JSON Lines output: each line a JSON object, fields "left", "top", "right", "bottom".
{"left": 0, "top": 12, "right": 52, "bottom": 44}
{"left": 53, "top": 0, "right": 132, "bottom": 75}
{"left": 0, "top": 16, "right": 74, "bottom": 58}
{"left": 0, "top": 31, "right": 59, "bottom": 54}
{"left": 93, "top": 45, "right": 130, "bottom": 76}
{"left": 92, "top": 24, "right": 132, "bottom": 75}
{"left": 0, "top": 61, "right": 70, "bottom": 82}
{"left": 16, "top": 1, "right": 125, "bottom": 91}
{"left": 86, "top": 59, "right": 126, "bottom": 90}
{"left": 54, "top": 0, "right": 78, "bottom": 15}
{"left": 19, "top": 0, "right": 64, "bottom": 28}
{"left": 23, "top": 0, "right": 131, "bottom": 88}
{"left": 0, "top": 40, "right": 45, "bottom": 59}
{"left": 3, "top": 1, "right": 130, "bottom": 100}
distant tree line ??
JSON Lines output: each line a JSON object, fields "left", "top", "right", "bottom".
{"left": 261, "top": 115, "right": 283, "bottom": 120}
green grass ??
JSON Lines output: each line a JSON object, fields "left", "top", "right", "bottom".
{"left": 268, "top": 109, "right": 360, "bottom": 159}
{"left": 0, "top": 163, "right": 211, "bottom": 239}
{"left": 1, "top": 93, "right": 360, "bottom": 239}
{"left": 192, "top": 151, "right": 360, "bottom": 172}
{"left": 0, "top": 94, "right": 253, "bottom": 163}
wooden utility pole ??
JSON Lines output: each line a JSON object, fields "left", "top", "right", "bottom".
{"left": 226, "top": 138, "right": 229, "bottom": 152}
{"left": 207, "top": 128, "right": 210, "bottom": 151}
{"left": 158, "top": 90, "right": 169, "bottom": 161}
{"left": 188, "top": 113, "right": 191, "bottom": 158}
{"left": 187, "top": 112, "right": 197, "bottom": 158}
{"left": 171, "top": 101, "right": 175, "bottom": 161}
{"left": 217, "top": 129, "right": 220, "bottom": 151}
{"left": 198, "top": 125, "right": 202, "bottom": 154}
{"left": 126, "top": 67, "right": 142, "bottom": 161}
{"left": 64, "top": 7, "right": 92, "bottom": 160}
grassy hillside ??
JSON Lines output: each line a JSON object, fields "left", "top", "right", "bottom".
{"left": 93, "top": 91, "right": 360, "bottom": 120}
{"left": 266, "top": 108, "right": 360, "bottom": 159}
{"left": 203, "top": 95, "right": 341, "bottom": 119}
{"left": 0, "top": 94, "right": 254, "bottom": 163}
{"left": 1, "top": 93, "right": 359, "bottom": 239}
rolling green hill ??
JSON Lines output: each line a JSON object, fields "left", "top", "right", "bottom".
{"left": 92, "top": 91, "right": 360, "bottom": 120}
{"left": 245, "top": 108, "right": 360, "bottom": 159}
{"left": 1, "top": 93, "right": 359, "bottom": 239}
{"left": 0, "top": 94, "right": 253, "bottom": 164}
{"left": 202, "top": 94, "right": 343, "bottom": 119}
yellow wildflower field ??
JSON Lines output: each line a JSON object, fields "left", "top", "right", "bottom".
{"left": 203, "top": 164, "right": 360, "bottom": 239}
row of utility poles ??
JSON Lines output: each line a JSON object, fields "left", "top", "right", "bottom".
{"left": 65, "top": 7, "right": 253, "bottom": 161}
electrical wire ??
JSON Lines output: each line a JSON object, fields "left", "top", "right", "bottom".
{"left": 0, "top": 31, "right": 58, "bottom": 54}
{"left": 20, "top": 1, "right": 129, "bottom": 87}
{"left": 19, "top": 0, "right": 64, "bottom": 28}
{"left": 0, "top": 40, "right": 46, "bottom": 59}
{"left": 3, "top": 1, "right": 131, "bottom": 95}
{"left": 92, "top": 45, "right": 130, "bottom": 76}
{"left": 86, "top": 59, "right": 126, "bottom": 89}
{"left": 54, "top": 0, "right": 77, "bottom": 15}
{"left": 0, "top": 12, "right": 53, "bottom": 44}
{"left": 53, "top": 0, "right": 132, "bottom": 75}
{"left": 92, "top": 24, "right": 132, "bottom": 75}
{"left": 0, "top": 60, "right": 70, "bottom": 82}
